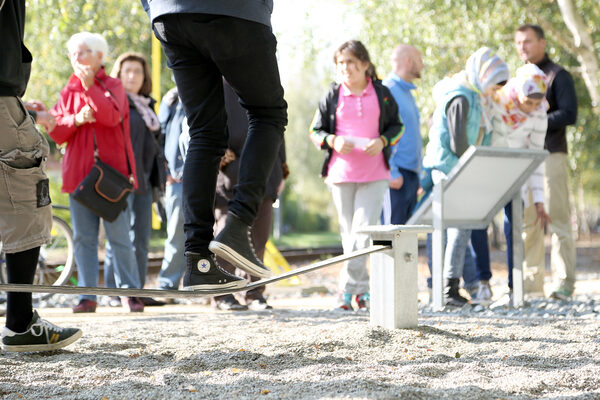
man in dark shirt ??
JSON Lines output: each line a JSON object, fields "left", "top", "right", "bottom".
{"left": 141, "top": 1, "right": 287, "bottom": 291}
{"left": 515, "top": 24, "right": 578, "bottom": 299}
{"left": 0, "top": 0, "right": 81, "bottom": 352}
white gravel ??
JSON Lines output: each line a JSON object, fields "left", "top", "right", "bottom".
{"left": 2, "top": 295, "right": 600, "bottom": 399}
{"left": 3, "top": 242, "right": 600, "bottom": 399}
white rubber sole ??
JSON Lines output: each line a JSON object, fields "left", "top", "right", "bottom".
{"left": 2, "top": 329, "right": 82, "bottom": 352}
{"left": 183, "top": 278, "right": 248, "bottom": 292}
{"left": 208, "top": 241, "right": 273, "bottom": 278}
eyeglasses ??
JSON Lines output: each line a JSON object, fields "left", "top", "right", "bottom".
{"left": 70, "top": 49, "right": 93, "bottom": 58}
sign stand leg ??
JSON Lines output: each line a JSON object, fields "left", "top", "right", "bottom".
{"left": 511, "top": 194, "right": 524, "bottom": 307}
{"left": 432, "top": 181, "right": 445, "bottom": 311}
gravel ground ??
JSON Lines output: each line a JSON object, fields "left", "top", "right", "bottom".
{"left": 2, "top": 287, "right": 600, "bottom": 399}
{"left": 2, "top": 242, "right": 600, "bottom": 399}
{"left": 1, "top": 301, "right": 600, "bottom": 400}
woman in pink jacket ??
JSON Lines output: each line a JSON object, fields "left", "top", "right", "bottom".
{"left": 49, "top": 32, "right": 144, "bottom": 313}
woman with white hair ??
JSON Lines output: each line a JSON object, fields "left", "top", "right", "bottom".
{"left": 49, "top": 32, "right": 144, "bottom": 313}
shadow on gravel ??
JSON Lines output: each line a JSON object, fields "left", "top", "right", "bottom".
{"left": 0, "top": 379, "right": 529, "bottom": 400}
{"left": 415, "top": 325, "right": 575, "bottom": 345}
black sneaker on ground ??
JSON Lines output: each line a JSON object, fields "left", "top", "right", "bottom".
{"left": 1, "top": 310, "right": 82, "bottom": 352}
{"left": 140, "top": 297, "right": 167, "bottom": 307}
{"left": 213, "top": 294, "right": 249, "bottom": 311}
{"left": 183, "top": 252, "right": 247, "bottom": 292}
{"left": 209, "top": 213, "right": 273, "bottom": 278}
{"left": 444, "top": 278, "right": 470, "bottom": 307}
{"left": 247, "top": 295, "right": 273, "bottom": 311}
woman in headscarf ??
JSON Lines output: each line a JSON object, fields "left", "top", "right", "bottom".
{"left": 422, "top": 47, "right": 510, "bottom": 306}
{"left": 488, "top": 63, "right": 550, "bottom": 297}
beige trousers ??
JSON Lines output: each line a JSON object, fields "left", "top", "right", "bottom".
{"left": 522, "top": 152, "right": 576, "bottom": 293}
{"left": 0, "top": 96, "right": 52, "bottom": 253}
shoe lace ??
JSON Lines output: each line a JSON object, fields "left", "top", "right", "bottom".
{"left": 212, "top": 254, "right": 237, "bottom": 278}
{"left": 30, "top": 318, "right": 63, "bottom": 341}
{"left": 246, "top": 227, "right": 259, "bottom": 260}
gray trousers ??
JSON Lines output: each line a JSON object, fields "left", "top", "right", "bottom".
{"left": 329, "top": 180, "right": 388, "bottom": 294}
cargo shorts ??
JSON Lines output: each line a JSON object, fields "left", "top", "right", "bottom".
{"left": 0, "top": 96, "right": 52, "bottom": 254}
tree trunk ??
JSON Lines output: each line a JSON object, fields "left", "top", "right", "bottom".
{"left": 557, "top": 0, "right": 600, "bottom": 111}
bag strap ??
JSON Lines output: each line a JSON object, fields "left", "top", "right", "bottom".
{"left": 90, "top": 77, "right": 134, "bottom": 184}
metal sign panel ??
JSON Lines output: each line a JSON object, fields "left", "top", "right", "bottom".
{"left": 407, "top": 146, "right": 548, "bottom": 229}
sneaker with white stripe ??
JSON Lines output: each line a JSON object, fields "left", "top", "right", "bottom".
{"left": 1, "top": 310, "right": 82, "bottom": 352}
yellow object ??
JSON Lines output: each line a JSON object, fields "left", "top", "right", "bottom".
{"left": 263, "top": 240, "right": 300, "bottom": 286}
{"left": 151, "top": 35, "right": 162, "bottom": 113}
{"left": 151, "top": 35, "right": 162, "bottom": 230}
{"left": 152, "top": 207, "right": 161, "bottom": 230}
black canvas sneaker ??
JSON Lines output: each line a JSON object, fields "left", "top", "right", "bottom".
{"left": 213, "top": 294, "right": 249, "bottom": 311}
{"left": 183, "top": 252, "right": 247, "bottom": 291}
{"left": 1, "top": 310, "right": 82, "bottom": 352}
{"left": 209, "top": 213, "right": 273, "bottom": 278}
{"left": 246, "top": 295, "right": 273, "bottom": 311}
{"left": 444, "top": 278, "right": 470, "bottom": 307}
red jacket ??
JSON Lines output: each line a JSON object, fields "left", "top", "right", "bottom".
{"left": 50, "top": 67, "right": 137, "bottom": 193}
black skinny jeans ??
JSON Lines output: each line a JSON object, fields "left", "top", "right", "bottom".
{"left": 153, "top": 14, "right": 287, "bottom": 254}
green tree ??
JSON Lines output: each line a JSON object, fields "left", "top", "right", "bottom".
{"left": 280, "top": 56, "right": 337, "bottom": 232}
{"left": 349, "top": 0, "right": 600, "bottom": 232}
{"left": 24, "top": 1, "right": 172, "bottom": 117}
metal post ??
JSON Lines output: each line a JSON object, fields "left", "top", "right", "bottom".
{"left": 511, "top": 194, "right": 524, "bottom": 307}
{"left": 432, "top": 180, "right": 445, "bottom": 311}
{"left": 363, "top": 225, "right": 432, "bottom": 329}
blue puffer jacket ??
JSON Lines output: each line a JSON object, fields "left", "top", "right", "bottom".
{"left": 422, "top": 77, "right": 490, "bottom": 175}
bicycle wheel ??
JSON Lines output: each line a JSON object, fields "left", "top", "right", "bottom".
{"left": 0, "top": 215, "right": 77, "bottom": 301}
{"left": 35, "top": 215, "right": 76, "bottom": 288}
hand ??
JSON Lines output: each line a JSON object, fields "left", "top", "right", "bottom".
{"left": 74, "top": 104, "right": 95, "bottom": 127}
{"left": 363, "top": 137, "right": 384, "bottom": 157}
{"left": 389, "top": 176, "right": 404, "bottom": 190}
{"left": 73, "top": 61, "right": 96, "bottom": 90}
{"left": 219, "top": 148, "right": 236, "bottom": 170}
{"left": 277, "top": 179, "right": 286, "bottom": 195}
{"left": 281, "top": 162, "right": 290, "bottom": 179}
{"left": 23, "top": 100, "right": 46, "bottom": 112}
{"left": 534, "top": 202, "right": 551, "bottom": 231}
{"left": 332, "top": 136, "right": 354, "bottom": 154}
{"left": 35, "top": 111, "right": 57, "bottom": 132}
{"left": 166, "top": 175, "right": 181, "bottom": 186}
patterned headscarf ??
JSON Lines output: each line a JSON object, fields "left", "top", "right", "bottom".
{"left": 492, "top": 64, "right": 548, "bottom": 130}
{"left": 464, "top": 47, "right": 510, "bottom": 94}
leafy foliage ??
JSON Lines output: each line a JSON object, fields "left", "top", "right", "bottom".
{"left": 24, "top": 0, "right": 172, "bottom": 114}
{"left": 349, "top": 0, "right": 600, "bottom": 211}
{"left": 22, "top": 0, "right": 600, "bottom": 234}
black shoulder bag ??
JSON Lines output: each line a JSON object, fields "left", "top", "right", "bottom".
{"left": 72, "top": 80, "right": 134, "bottom": 222}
